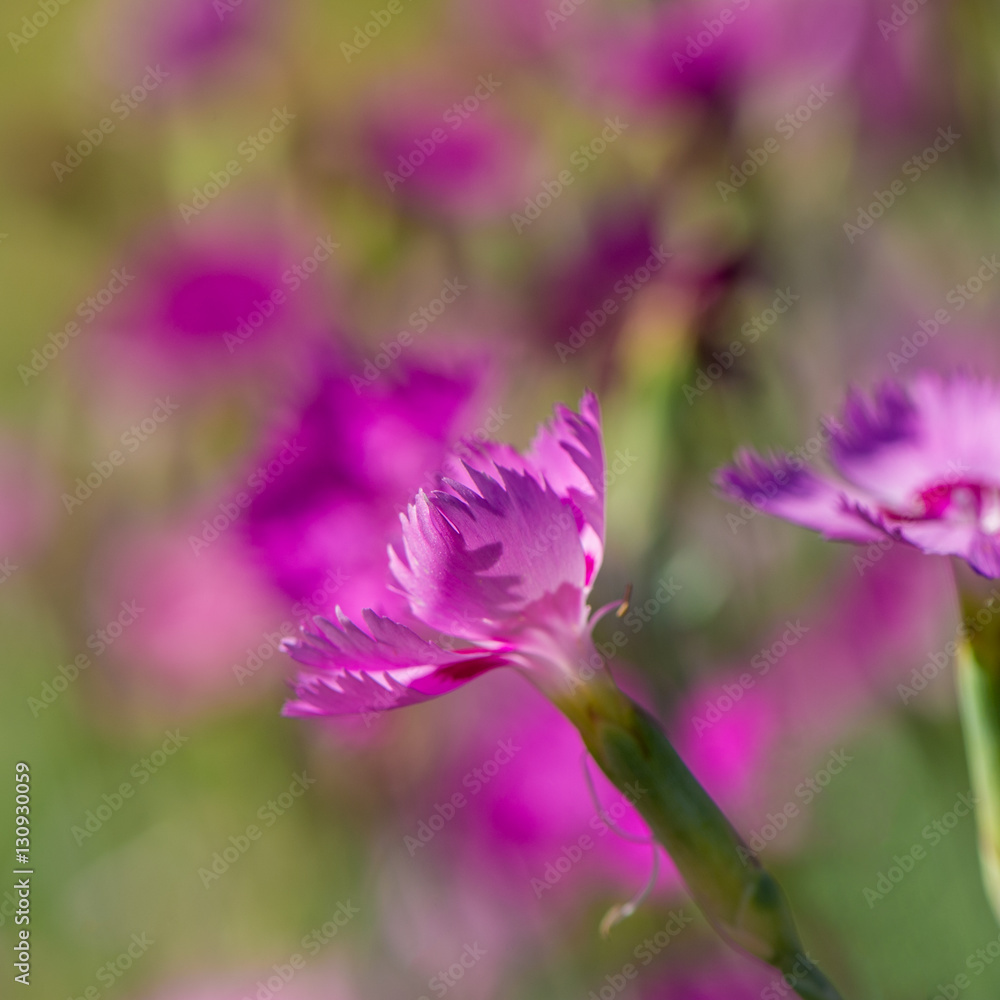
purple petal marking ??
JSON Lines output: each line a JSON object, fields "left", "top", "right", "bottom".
{"left": 829, "top": 381, "right": 918, "bottom": 467}
{"left": 716, "top": 448, "right": 883, "bottom": 542}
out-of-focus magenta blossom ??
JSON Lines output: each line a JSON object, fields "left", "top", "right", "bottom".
{"left": 735, "top": 0, "right": 866, "bottom": 89}
{"left": 90, "top": 0, "right": 273, "bottom": 86}
{"left": 718, "top": 372, "right": 1000, "bottom": 577}
{"left": 246, "top": 354, "right": 485, "bottom": 622}
{"left": 86, "top": 222, "right": 324, "bottom": 394}
{"left": 281, "top": 392, "right": 605, "bottom": 717}
{"left": 851, "top": 2, "right": 946, "bottom": 139}
{"left": 135, "top": 0, "right": 263, "bottom": 70}
{"left": 585, "top": 0, "right": 865, "bottom": 111}
{"left": 586, "top": 2, "right": 744, "bottom": 108}
{"left": 539, "top": 205, "right": 669, "bottom": 358}
{"left": 362, "top": 93, "right": 532, "bottom": 220}
{"left": 95, "top": 519, "right": 287, "bottom": 704}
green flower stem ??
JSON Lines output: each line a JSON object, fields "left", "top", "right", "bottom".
{"left": 554, "top": 675, "right": 843, "bottom": 1000}
{"left": 956, "top": 636, "right": 1000, "bottom": 922}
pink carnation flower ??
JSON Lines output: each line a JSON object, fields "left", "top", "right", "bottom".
{"left": 717, "top": 372, "right": 1000, "bottom": 577}
{"left": 282, "top": 392, "right": 605, "bottom": 717}
{"left": 282, "top": 393, "right": 846, "bottom": 995}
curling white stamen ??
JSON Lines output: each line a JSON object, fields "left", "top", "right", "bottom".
{"left": 581, "top": 751, "right": 653, "bottom": 845}
{"left": 579, "top": 751, "right": 661, "bottom": 936}
{"left": 599, "top": 849, "right": 661, "bottom": 938}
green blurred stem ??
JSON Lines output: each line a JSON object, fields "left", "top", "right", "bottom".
{"left": 554, "top": 676, "right": 843, "bottom": 1000}
{"left": 956, "top": 638, "right": 1000, "bottom": 922}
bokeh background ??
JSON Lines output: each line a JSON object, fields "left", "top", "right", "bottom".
{"left": 2, "top": 0, "right": 1000, "bottom": 997}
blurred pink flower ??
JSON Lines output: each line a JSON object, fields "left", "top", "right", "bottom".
{"left": 245, "top": 352, "right": 487, "bottom": 622}
{"left": 718, "top": 372, "right": 1000, "bottom": 577}
{"left": 735, "top": 0, "right": 867, "bottom": 90}
{"left": 362, "top": 89, "right": 533, "bottom": 220}
{"left": 851, "top": 0, "right": 949, "bottom": 138}
{"left": 537, "top": 203, "right": 671, "bottom": 360}
{"left": 92, "top": 347, "right": 490, "bottom": 717}
{"left": 585, "top": 2, "right": 744, "bottom": 109}
{"left": 85, "top": 221, "right": 328, "bottom": 398}
{"left": 88, "top": 0, "right": 276, "bottom": 88}
{"left": 584, "top": 0, "right": 865, "bottom": 112}
{"left": 94, "top": 518, "right": 289, "bottom": 705}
